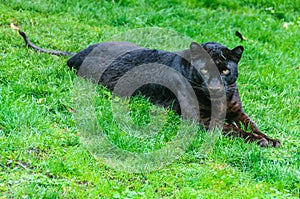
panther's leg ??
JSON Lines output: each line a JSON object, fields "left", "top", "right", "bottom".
{"left": 222, "top": 123, "right": 272, "bottom": 147}
{"left": 230, "top": 112, "right": 281, "bottom": 147}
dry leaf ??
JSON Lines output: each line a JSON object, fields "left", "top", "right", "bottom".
{"left": 283, "top": 22, "right": 289, "bottom": 28}
{"left": 297, "top": 66, "right": 300, "bottom": 70}
{"left": 10, "top": 23, "right": 20, "bottom": 30}
{"left": 37, "top": 98, "right": 46, "bottom": 104}
{"left": 62, "top": 103, "right": 76, "bottom": 114}
{"left": 235, "top": 31, "right": 247, "bottom": 41}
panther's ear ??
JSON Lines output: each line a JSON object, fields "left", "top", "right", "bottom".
{"left": 190, "top": 42, "right": 205, "bottom": 59}
{"left": 231, "top": 46, "right": 244, "bottom": 60}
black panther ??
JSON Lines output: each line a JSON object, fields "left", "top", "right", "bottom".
{"left": 18, "top": 30, "right": 281, "bottom": 147}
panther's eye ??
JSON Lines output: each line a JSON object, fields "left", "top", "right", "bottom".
{"left": 222, "top": 69, "right": 230, "bottom": 75}
{"left": 201, "top": 69, "right": 208, "bottom": 74}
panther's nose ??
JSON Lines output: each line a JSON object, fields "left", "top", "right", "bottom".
{"left": 208, "top": 86, "right": 223, "bottom": 93}
{"left": 207, "top": 78, "right": 224, "bottom": 95}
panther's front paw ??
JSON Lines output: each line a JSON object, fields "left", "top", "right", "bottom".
{"left": 270, "top": 139, "right": 281, "bottom": 148}
{"left": 257, "top": 138, "right": 281, "bottom": 148}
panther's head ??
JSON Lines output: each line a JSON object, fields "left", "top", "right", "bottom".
{"left": 189, "top": 42, "right": 244, "bottom": 98}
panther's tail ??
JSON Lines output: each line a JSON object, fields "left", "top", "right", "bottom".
{"left": 18, "top": 30, "right": 75, "bottom": 56}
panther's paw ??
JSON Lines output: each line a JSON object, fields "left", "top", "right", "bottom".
{"left": 257, "top": 138, "right": 281, "bottom": 148}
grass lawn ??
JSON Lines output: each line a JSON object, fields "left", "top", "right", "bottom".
{"left": 0, "top": 0, "right": 299, "bottom": 198}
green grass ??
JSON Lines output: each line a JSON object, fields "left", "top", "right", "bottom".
{"left": 1, "top": 0, "right": 300, "bottom": 198}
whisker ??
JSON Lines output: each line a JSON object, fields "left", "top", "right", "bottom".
{"left": 188, "top": 80, "right": 203, "bottom": 87}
